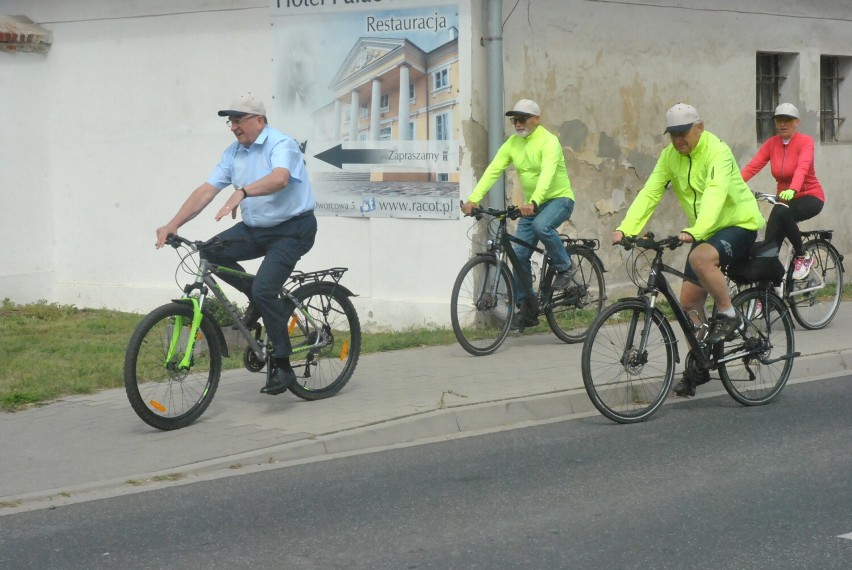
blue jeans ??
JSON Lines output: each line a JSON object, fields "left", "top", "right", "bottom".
{"left": 512, "top": 197, "right": 574, "bottom": 306}
{"left": 202, "top": 213, "right": 317, "bottom": 358}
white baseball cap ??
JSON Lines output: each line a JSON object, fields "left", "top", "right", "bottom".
{"left": 506, "top": 99, "right": 541, "bottom": 117}
{"left": 218, "top": 93, "right": 267, "bottom": 117}
{"left": 774, "top": 103, "right": 799, "bottom": 119}
{"left": 664, "top": 103, "right": 700, "bottom": 134}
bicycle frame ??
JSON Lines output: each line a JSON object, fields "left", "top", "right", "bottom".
{"left": 169, "top": 257, "right": 336, "bottom": 371}
{"left": 779, "top": 230, "right": 839, "bottom": 298}
{"left": 628, "top": 238, "right": 791, "bottom": 370}
{"left": 752, "top": 192, "right": 844, "bottom": 301}
{"left": 479, "top": 211, "right": 575, "bottom": 317}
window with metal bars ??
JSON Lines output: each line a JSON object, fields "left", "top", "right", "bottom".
{"left": 756, "top": 53, "right": 782, "bottom": 143}
{"left": 820, "top": 56, "right": 845, "bottom": 142}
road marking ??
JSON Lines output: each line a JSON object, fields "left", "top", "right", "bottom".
{"left": 838, "top": 532, "right": 852, "bottom": 541}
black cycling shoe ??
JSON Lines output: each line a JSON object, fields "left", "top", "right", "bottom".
{"left": 705, "top": 313, "right": 743, "bottom": 344}
{"left": 552, "top": 267, "right": 576, "bottom": 290}
{"left": 260, "top": 368, "right": 296, "bottom": 395}
{"left": 673, "top": 369, "right": 711, "bottom": 397}
{"left": 509, "top": 313, "right": 540, "bottom": 332}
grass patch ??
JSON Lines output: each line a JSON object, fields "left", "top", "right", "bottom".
{"left": 0, "top": 299, "right": 462, "bottom": 411}
{"left": 0, "top": 299, "right": 144, "bottom": 410}
{"left": 4, "top": 283, "right": 849, "bottom": 411}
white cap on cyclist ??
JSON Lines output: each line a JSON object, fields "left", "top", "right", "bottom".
{"left": 506, "top": 99, "right": 541, "bottom": 117}
{"left": 664, "top": 103, "right": 700, "bottom": 134}
{"left": 218, "top": 93, "right": 267, "bottom": 117}
{"left": 774, "top": 103, "right": 800, "bottom": 119}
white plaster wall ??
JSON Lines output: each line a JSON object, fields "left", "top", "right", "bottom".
{"left": 0, "top": 0, "right": 478, "bottom": 330}
{"left": 496, "top": 0, "right": 852, "bottom": 295}
{"left": 2, "top": 0, "right": 850, "bottom": 327}
{"left": 0, "top": 40, "right": 54, "bottom": 302}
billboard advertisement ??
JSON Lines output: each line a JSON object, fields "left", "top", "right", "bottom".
{"left": 270, "top": 0, "right": 461, "bottom": 219}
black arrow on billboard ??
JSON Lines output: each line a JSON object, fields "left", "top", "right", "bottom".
{"left": 314, "top": 144, "right": 389, "bottom": 169}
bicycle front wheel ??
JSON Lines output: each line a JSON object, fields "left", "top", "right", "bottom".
{"left": 788, "top": 240, "right": 843, "bottom": 330}
{"left": 581, "top": 300, "right": 676, "bottom": 424}
{"left": 546, "top": 247, "right": 606, "bottom": 343}
{"left": 124, "top": 302, "right": 222, "bottom": 430}
{"left": 450, "top": 256, "right": 514, "bottom": 356}
{"left": 718, "top": 289, "right": 794, "bottom": 406}
{"left": 285, "top": 281, "right": 361, "bottom": 401}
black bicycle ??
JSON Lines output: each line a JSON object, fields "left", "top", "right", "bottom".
{"left": 451, "top": 204, "right": 607, "bottom": 356}
{"left": 581, "top": 233, "right": 798, "bottom": 424}
{"left": 750, "top": 191, "right": 844, "bottom": 330}
{"left": 124, "top": 234, "right": 361, "bottom": 430}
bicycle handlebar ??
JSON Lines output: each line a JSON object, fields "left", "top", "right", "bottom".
{"left": 165, "top": 234, "right": 226, "bottom": 251}
{"left": 753, "top": 191, "right": 787, "bottom": 207}
{"left": 618, "top": 232, "right": 683, "bottom": 252}
{"left": 462, "top": 203, "right": 523, "bottom": 221}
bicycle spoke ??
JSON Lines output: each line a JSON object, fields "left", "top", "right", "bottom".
{"left": 582, "top": 301, "right": 675, "bottom": 423}
{"left": 719, "top": 289, "right": 794, "bottom": 405}
{"left": 788, "top": 240, "right": 842, "bottom": 330}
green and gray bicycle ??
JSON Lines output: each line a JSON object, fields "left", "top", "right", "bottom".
{"left": 124, "top": 234, "right": 360, "bottom": 430}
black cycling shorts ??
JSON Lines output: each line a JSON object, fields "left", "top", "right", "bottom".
{"left": 683, "top": 226, "right": 757, "bottom": 282}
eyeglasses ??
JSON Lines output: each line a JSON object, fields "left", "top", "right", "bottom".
{"left": 226, "top": 114, "right": 258, "bottom": 127}
{"left": 668, "top": 128, "right": 692, "bottom": 139}
{"left": 509, "top": 115, "right": 532, "bottom": 125}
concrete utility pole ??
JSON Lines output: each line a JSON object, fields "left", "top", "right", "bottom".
{"left": 483, "top": 0, "right": 505, "bottom": 209}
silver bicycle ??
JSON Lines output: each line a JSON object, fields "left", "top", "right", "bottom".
{"left": 751, "top": 192, "right": 844, "bottom": 330}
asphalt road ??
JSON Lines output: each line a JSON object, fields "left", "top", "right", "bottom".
{"left": 2, "top": 377, "right": 850, "bottom": 570}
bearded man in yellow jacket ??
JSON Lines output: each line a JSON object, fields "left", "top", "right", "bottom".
{"left": 462, "top": 99, "right": 576, "bottom": 332}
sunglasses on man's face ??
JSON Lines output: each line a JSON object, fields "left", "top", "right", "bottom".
{"left": 509, "top": 115, "right": 532, "bottom": 125}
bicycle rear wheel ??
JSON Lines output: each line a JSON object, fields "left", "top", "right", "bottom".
{"left": 546, "top": 247, "right": 606, "bottom": 343}
{"left": 124, "top": 302, "right": 222, "bottom": 430}
{"left": 788, "top": 240, "right": 843, "bottom": 330}
{"left": 718, "top": 288, "right": 794, "bottom": 405}
{"left": 450, "top": 256, "right": 514, "bottom": 356}
{"left": 285, "top": 281, "right": 361, "bottom": 401}
{"left": 581, "top": 300, "right": 676, "bottom": 423}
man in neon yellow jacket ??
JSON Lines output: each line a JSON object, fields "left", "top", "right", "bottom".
{"left": 462, "top": 99, "right": 576, "bottom": 331}
{"left": 612, "top": 103, "right": 764, "bottom": 396}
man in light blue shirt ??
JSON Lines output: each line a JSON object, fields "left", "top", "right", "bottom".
{"left": 156, "top": 93, "right": 317, "bottom": 395}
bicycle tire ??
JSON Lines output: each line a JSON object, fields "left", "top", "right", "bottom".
{"left": 450, "top": 256, "right": 514, "bottom": 356}
{"left": 546, "top": 247, "right": 606, "bottom": 343}
{"left": 285, "top": 281, "right": 361, "bottom": 401}
{"left": 788, "top": 240, "right": 843, "bottom": 330}
{"left": 124, "top": 302, "right": 222, "bottom": 430}
{"left": 718, "top": 288, "right": 794, "bottom": 406}
{"left": 581, "top": 299, "right": 677, "bottom": 424}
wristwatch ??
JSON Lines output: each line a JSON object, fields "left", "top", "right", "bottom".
{"left": 237, "top": 187, "right": 248, "bottom": 199}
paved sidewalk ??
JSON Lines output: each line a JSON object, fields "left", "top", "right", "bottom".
{"left": 2, "top": 307, "right": 850, "bottom": 512}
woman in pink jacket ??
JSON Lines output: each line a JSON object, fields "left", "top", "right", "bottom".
{"left": 741, "top": 103, "right": 825, "bottom": 279}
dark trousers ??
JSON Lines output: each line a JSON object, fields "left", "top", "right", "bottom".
{"left": 764, "top": 195, "right": 823, "bottom": 256}
{"left": 202, "top": 213, "right": 317, "bottom": 358}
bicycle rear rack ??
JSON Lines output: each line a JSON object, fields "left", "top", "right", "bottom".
{"left": 560, "top": 235, "right": 600, "bottom": 250}
{"left": 289, "top": 267, "right": 349, "bottom": 285}
{"left": 801, "top": 229, "right": 833, "bottom": 241}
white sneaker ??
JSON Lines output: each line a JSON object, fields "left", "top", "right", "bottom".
{"left": 792, "top": 253, "right": 814, "bottom": 280}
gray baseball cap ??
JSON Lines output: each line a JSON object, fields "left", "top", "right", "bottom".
{"left": 218, "top": 93, "right": 266, "bottom": 117}
{"left": 664, "top": 103, "right": 700, "bottom": 134}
